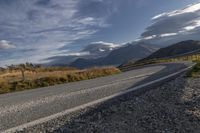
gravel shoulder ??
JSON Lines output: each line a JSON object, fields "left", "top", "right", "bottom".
{"left": 54, "top": 75, "right": 200, "bottom": 133}
{"left": 18, "top": 74, "right": 200, "bottom": 133}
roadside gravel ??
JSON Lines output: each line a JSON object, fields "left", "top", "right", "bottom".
{"left": 54, "top": 75, "right": 200, "bottom": 133}
{"left": 19, "top": 75, "right": 200, "bottom": 133}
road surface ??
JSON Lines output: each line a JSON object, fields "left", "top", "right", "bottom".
{"left": 0, "top": 62, "right": 193, "bottom": 132}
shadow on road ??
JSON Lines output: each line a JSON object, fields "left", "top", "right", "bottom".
{"left": 53, "top": 62, "right": 200, "bottom": 133}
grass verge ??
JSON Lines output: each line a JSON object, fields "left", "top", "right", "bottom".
{"left": 187, "top": 61, "right": 200, "bottom": 77}
{"left": 0, "top": 67, "right": 120, "bottom": 94}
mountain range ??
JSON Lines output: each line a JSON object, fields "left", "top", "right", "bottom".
{"left": 45, "top": 42, "right": 120, "bottom": 66}
{"left": 46, "top": 40, "right": 200, "bottom": 69}
{"left": 81, "top": 42, "right": 121, "bottom": 58}
{"left": 70, "top": 42, "right": 160, "bottom": 68}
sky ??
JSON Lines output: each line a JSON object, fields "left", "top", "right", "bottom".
{"left": 0, "top": 0, "right": 200, "bottom": 66}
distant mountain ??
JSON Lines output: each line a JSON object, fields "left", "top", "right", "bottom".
{"left": 143, "top": 40, "right": 200, "bottom": 60}
{"left": 45, "top": 42, "right": 121, "bottom": 66}
{"left": 81, "top": 42, "right": 120, "bottom": 58}
{"left": 70, "top": 42, "right": 160, "bottom": 68}
{"left": 44, "top": 55, "right": 79, "bottom": 66}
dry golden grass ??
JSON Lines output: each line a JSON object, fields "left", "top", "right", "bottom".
{"left": 0, "top": 69, "right": 79, "bottom": 82}
{"left": 0, "top": 66, "right": 120, "bottom": 94}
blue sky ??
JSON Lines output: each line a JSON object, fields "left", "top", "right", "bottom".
{"left": 0, "top": 0, "right": 200, "bottom": 66}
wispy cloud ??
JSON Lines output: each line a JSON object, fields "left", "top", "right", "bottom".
{"left": 138, "top": 3, "right": 200, "bottom": 44}
{"left": 91, "top": 41, "right": 120, "bottom": 48}
{"left": 0, "top": 0, "right": 121, "bottom": 66}
{"left": 55, "top": 51, "right": 90, "bottom": 57}
{"left": 0, "top": 40, "right": 15, "bottom": 49}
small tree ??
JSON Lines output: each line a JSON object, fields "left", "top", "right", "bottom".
{"left": 0, "top": 67, "right": 5, "bottom": 71}
{"left": 7, "top": 63, "right": 40, "bottom": 81}
{"left": 16, "top": 64, "right": 26, "bottom": 81}
{"left": 7, "top": 64, "right": 15, "bottom": 73}
{"left": 18, "top": 63, "right": 38, "bottom": 81}
{"left": 9, "top": 63, "right": 27, "bottom": 81}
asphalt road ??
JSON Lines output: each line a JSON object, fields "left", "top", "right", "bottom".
{"left": 0, "top": 62, "right": 193, "bottom": 132}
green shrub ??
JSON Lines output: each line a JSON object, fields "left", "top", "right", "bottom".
{"left": 188, "top": 61, "right": 200, "bottom": 77}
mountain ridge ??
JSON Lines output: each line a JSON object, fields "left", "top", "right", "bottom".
{"left": 143, "top": 40, "right": 200, "bottom": 60}
{"left": 70, "top": 42, "right": 160, "bottom": 68}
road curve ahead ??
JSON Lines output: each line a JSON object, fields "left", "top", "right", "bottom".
{"left": 0, "top": 62, "right": 194, "bottom": 132}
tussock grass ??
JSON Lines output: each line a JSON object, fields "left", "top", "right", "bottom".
{"left": 187, "top": 61, "right": 200, "bottom": 77}
{"left": 0, "top": 66, "right": 120, "bottom": 94}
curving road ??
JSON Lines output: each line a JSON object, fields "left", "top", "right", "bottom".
{"left": 0, "top": 62, "right": 194, "bottom": 132}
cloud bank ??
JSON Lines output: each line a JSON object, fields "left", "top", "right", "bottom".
{"left": 139, "top": 3, "right": 200, "bottom": 44}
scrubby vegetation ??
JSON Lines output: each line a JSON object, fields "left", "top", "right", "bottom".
{"left": 0, "top": 63, "right": 120, "bottom": 94}
{"left": 187, "top": 61, "right": 200, "bottom": 77}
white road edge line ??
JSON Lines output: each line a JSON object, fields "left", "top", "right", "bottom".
{"left": 2, "top": 65, "right": 193, "bottom": 133}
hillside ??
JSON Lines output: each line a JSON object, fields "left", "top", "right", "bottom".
{"left": 70, "top": 42, "right": 160, "bottom": 68}
{"left": 119, "top": 40, "right": 200, "bottom": 71}
{"left": 144, "top": 40, "right": 200, "bottom": 60}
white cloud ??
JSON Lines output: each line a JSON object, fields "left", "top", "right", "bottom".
{"left": 152, "top": 3, "right": 200, "bottom": 20}
{"left": 146, "top": 35, "right": 157, "bottom": 40}
{"left": 99, "top": 48, "right": 105, "bottom": 52}
{"left": 0, "top": 40, "right": 16, "bottom": 49}
{"left": 170, "top": 3, "right": 200, "bottom": 16}
{"left": 152, "top": 13, "right": 167, "bottom": 20}
{"left": 91, "top": 41, "right": 120, "bottom": 48}
{"left": 184, "top": 26, "right": 196, "bottom": 31}
{"left": 55, "top": 51, "right": 90, "bottom": 56}
{"left": 141, "top": 2, "right": 200, "bottom": 43}
{"left": 159, "top": 33, "right": 178, "bottom": 37}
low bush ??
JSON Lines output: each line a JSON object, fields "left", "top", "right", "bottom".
{"left": 187, "top": 61, "right": 200, "bottom": 77}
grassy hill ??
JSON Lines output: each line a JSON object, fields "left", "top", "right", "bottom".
{"left": 143, "top": 40, "right": 200, "bottom": 60}
{"left": 119, "top": 40, "right": 200, "bottom": 71}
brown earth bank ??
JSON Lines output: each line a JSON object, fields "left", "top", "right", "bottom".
{"left": 52, "top": 76, "right": 200, "bottom": 133}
